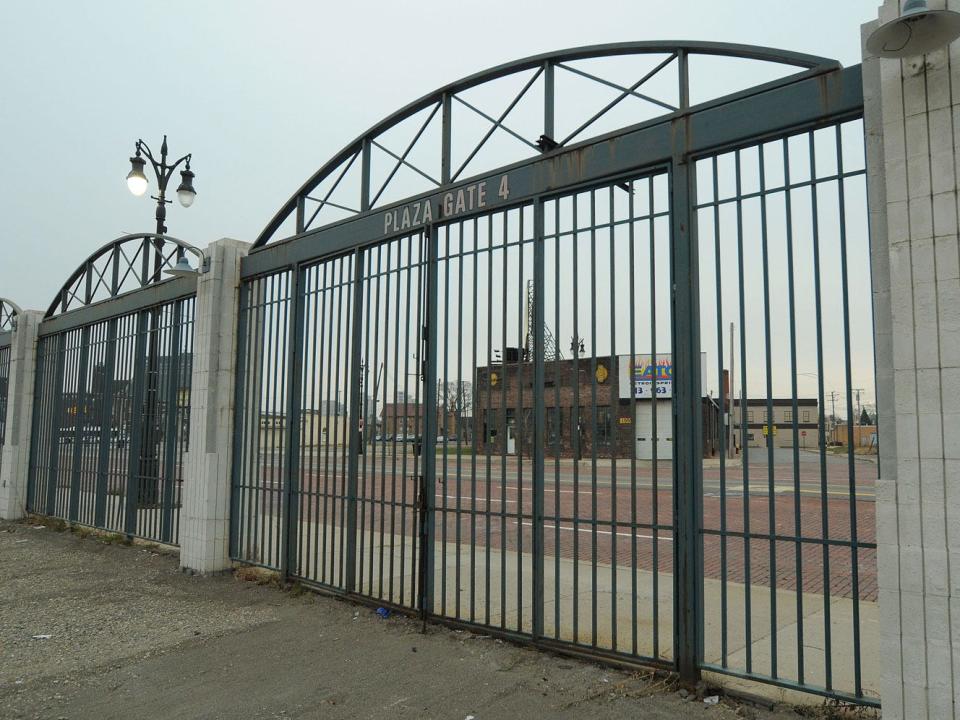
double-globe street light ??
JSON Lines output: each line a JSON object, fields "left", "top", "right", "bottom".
{"left": 125, "top": 135, "right": 197, "bottom": 507}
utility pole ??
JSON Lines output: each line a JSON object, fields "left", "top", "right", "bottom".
{"left": 829, "top": 390, "right": 839, "bottom": 445}
{"left": 729, "top": 322, "right": 735, "bottom": 459}
{"left": 852, "top": 388, "right": 864, "bottom": 426}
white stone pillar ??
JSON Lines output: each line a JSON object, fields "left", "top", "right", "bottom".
{"left": 179, "top": 238, "right": 250, "bottom": 573}
{"left": 0, "top": 310, "right": 43, "bottom": 520}
{"left": 864, "top": 2, "right": 960, "bottom": 717}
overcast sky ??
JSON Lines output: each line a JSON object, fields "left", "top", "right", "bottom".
{"left": 1, "top": 0, "right": 882, "bottom": 313}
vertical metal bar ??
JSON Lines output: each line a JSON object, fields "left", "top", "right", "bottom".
{"left": 553, "top": 199, "right": 562, "bottom": 641}
{"left": 295, "top": 196, "right": 306, "bottom": 235}
{"left": 710, "top": 155, "right": 729, "bottom": 668}
{"left": 124, "top": 311, "right": 149, "bottom": 536}
{"left": 399, "top": 240, "right": 414, "bottom": 604}
{"left": 111, "top": 248, "right": 121, "bottom": 297}
{"left": 607, "top": 185, "right": 618, "bottom": 652}
{"left": 282, "top": 265, "right": 305, "bottom": 580}
{"left": 160, "top": 300, "right": 184, "bottom": 544}
{"left": 229, "top": 283, "right": 250, "bottom": 559}
{"left": 273, "top": 273, "right": 290, "bottom": 569}
{"left": 441, "top": 94, "right": 452, "bottom": 186}
{"left": 388, "top": 242, "right": 401, "bottom": 600}
{"left": 441, "top": 227, "right": 450, "bottom": 617}
{"left": 262, "top": 275, "right": 280, "bottom": 567}
{"left": 470, "top": 217, "right": 479, "bottom": 624}
{"left": 420, "top": 225, "right": 440, "bottom": 616}
{"left": 571, "top": 195, "right": 581, "bottom": 644}
{"left": 368, "top": 246, "right": 384, "bottom": 592}
{"left": 589, "top": 189, "right": 599, "bottom": 648}
{"left": 809, "top": 131, "right": 833, "bottom": 692}
{"left": 69, "top": 325, "right": 91, "bottom": 523}
{"left": 735, "top": 149, "right": 753, "bottom": 674}
{"left": 95, "top": 318, "right": 119, "bottom": 529}
{"left": 358, "top": 250, "right": 374, "bottom": 592}
{"left": 758, "top": 144, "right": 778, "bottom": 678}
{"left": 319, "top": 262, "right": 334, "bottom": 582}
{"left": 544, "top": 61, "right": 555, "bottom": 141}
{"left": 649, "top": 176, "right": 661, "bottom": 659}
{"left": 516, "top": 208, "right": 525, "bottom": 632}
{"left": 335, "top": 257, "right": 352, "bottom": 585}
{"left": 783, "top": 139, "right": 805, "bottom": 684}
{"left": 454, "top": 222, "right": 464, "bottom": 620}
{"left": 305, "top": 267, "right": 320, "bottom": 582}
{"left": 678, "top": 49, "right": 690, "bottom": 111}
{"left": 627, "top": 183, "right": 638, "bottom": 656}
{"left": 485, "top": 217, "right": 493, "bottom": 627}
{"left": 835, "top": 124, "right": 862, "bottom": 697}
{"left": 360, "top": 138, "right": 372, "bottom": 213}
{"left": 533, "top": 199, "right": 545, "bottom": 640}
{"left": 671, "top": 122, "right": 703, "bottom": 681}
{"left": 246, "top": 279, "right": 266, "bottom": 562}
{"left": 410, "top": 235, "right": 425, "bottom": 608}
{"left": 499, "top": 211, "right": 508, "bottom": 628}
{"left": 346, "top": 248, "right": 366, "bottom": 593}
{"left": 84, "top": 263, "right": 93, "bottom": 306}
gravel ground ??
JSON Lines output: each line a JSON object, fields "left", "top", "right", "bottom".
{"left": 0, "top": 519, "right": 849, "bottom": 720}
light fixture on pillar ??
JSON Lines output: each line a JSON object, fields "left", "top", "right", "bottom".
{"left": 176, "top": 165, "right": 196, "bottom": 208}
{"left": 866, "top": 0, "right": 960, "bottom": 58}
{"left": 126, "top": 153, "right": 148, "bottom": 196}
{"left": 164, "top": 254, "right": 196, "bottom": 277}
{"left": 163, "top": 250, "right": 208, "bottom": 277}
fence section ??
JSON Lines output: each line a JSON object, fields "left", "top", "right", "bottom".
{"left": 26, "top": 295, "right": 195, "bottom": 544}
{"left": 695, "top": 119, "right": 877, "bottom": 702}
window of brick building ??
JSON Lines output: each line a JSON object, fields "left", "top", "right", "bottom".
{"left": 546, "top": 407, "right": 563, "bottom": 447}
{"left": 596, "top": 406, "right": 613, "bottom": 446}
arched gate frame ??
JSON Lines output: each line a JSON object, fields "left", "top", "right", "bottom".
{"left": 232, "top": 43, "right": 873, "bottom": 704}
{"left": 25, "top": 234, "right": 200, "bottom": 545}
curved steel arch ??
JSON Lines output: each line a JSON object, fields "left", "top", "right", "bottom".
{"left": 254, "top": 40, "right": 839, "bottom": 248}
{"left": 0, "top": 297, "right": 22, "bottom": 332}
{"left": 46, "top": 233, "right": 205, "bottom": 318}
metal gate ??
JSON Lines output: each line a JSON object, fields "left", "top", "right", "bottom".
{"left": 26, "top": 235, "right": 199, "bottom": 545}
{"left": 231, "top": 42, "right": 875, "bottom": 705}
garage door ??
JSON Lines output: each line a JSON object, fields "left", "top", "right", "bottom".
{"left": 634, "top": 400, "right": 673, "bottom": 460}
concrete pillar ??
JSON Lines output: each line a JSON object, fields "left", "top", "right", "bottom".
{"left": 0, "top": 310, "right": 43, "bottom": 520}
{"left": 864, "top": 2, "right": 960, "bottom": 717}
{"left": 179, "top": 238, "right": 250, "bottom": 573}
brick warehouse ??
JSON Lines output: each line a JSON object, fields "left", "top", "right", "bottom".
{"left": 473, "top": 352, "right": 722, "bottom": 460}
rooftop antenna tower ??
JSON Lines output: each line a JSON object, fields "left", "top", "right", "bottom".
{"left": 525, "top": 279, "right": 562, "bottom": 361}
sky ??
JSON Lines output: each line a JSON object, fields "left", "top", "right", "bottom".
{"left": 1, "top": 0, "right": 882, "bottom": 312}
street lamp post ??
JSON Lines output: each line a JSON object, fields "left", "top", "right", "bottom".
{"left": 126, "top": 135, "right": 197, "bottom": 507}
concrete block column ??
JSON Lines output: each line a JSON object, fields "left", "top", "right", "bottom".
{"left": 864, "top": 2, "right": 960, "bottom": 717}
{"left": 179, "top": 238, "right": 250, "bottom": 573}
{"left": 0, "top": 310, "right": 43, "bottom": 520}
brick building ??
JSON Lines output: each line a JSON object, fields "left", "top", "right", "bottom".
{"left": 380, "top": 403, "right": 456, "bottom": 439}
{"left": 473, "top": 352, "right": 720, "bottom": 460}
{"left": 730, "top": 398, "right": 821, "bottom": 449}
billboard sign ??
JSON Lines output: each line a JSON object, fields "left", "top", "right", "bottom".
{"left": 618, "top": 353, "right": 708, "bottom": 400}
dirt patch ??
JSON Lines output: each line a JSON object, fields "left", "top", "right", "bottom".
{"left": 0, "top": 519, "right": 866, "bottom": 719}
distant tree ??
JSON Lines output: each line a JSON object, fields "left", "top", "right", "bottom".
{"left": 859, "top": 408, "right": 872, "bottom": 426}
{"left": 438, "top": 381, "right": 474, "bottom": 437}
